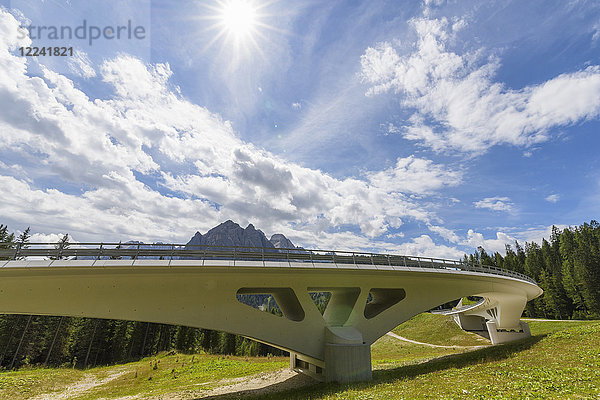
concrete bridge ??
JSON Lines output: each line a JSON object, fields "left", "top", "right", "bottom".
{"left": 0, "top": 243, "right": 542, "bottom": 382}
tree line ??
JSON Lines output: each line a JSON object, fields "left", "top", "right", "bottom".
{"left": 465, "top": 220, "right": 600, "bottom": 320}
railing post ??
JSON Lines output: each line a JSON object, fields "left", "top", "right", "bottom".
{"left": 261, "top": 247, "right": 265, "bottom": 266}
{"left": 387, "top": 254, "right": 391, "bottom": 267}
{"left": 352, "top": 252, "right": 356, "bottom": 266}
{"left": 233, "top": 246, "right": 236, "bottom": 267}
{"left": 97, "top": 243, "right": 103, "bottom": 260}
{"left": 309, "top": 250, "right": 314, "bottom": 266}
{"left": 370, "top": 253, "right": 375, "bottom": 266}
{"left": 287, "top": 248, "right": 290, "bottom": 266}
{"left": 170, "top": 244, "right": 174, "bottom": 261}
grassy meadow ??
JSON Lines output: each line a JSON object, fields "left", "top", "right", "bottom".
{"left": 0, "top": 315, "right": 598, "bottom": 399}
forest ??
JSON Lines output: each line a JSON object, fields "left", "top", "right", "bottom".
{"left": 0, "top": 220, "right": 598, "bottom": 370}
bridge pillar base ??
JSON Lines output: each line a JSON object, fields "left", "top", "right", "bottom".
{"left": 324, "top": 342, "right": 372, "bottom": 383}
{"left": 486, "top": 321, "right": 531, "bottom": 344}
{"left": 290, "top": 353, "right": 325, "bottom": 381}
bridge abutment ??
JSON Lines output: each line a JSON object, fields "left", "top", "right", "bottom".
{"left": 486, "top": 320, "right": 531, "bottom": 344}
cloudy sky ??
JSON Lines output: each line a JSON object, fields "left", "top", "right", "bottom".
{"left": 0, "top": 0, "right": 598, "bottom": 258}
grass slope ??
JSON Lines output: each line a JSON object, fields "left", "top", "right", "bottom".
{"left": 249, "top": 319, "right": 600, "bottom": 400}
{"left": 391, "top": 313, "right": 491, "bottom": 346}
{"left": 0, "top": 353, "right": 287, "bottom": 399}
{"left": 0, "top": 316, "right": 597, "bottom": 399}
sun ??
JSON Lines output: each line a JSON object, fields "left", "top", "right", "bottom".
{"left": 220, "top": 0, "right": 258, "bottom": 39}
{"left": 197, "top": 0, "right": 279, "bottom": 58}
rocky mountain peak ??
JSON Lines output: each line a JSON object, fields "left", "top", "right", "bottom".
{"left": 270, "top": 233, "right": 296, "bottom": 249}
{"left": 184, "top": 221, "right": 295, "bottom": 250}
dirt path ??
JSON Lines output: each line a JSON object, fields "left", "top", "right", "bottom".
{"left": 30, "top": 369, "right": 128, "bottom": 400}
{"left": 196, "top": 369, "right": 315, "bottom": 398}
{"left": 386, "top": 332, "right": 489, "bottom": 349}
{"left": 119, "top": 369, "right": 316, "bottom": 400}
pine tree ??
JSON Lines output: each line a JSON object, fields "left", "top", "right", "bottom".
{"left": 53, "top": 234, "right": 70, "bottom": 260}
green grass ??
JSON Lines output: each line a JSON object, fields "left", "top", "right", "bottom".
{"left": 0, "top": 367, "right": 87, "bottom": 399}
{"left": 0, "top": 353, "right": 287, "bottom": 400}
{"left": 82, "top": 353, "right": 288, "bottom": 400}
{"left": 0, "top": 316, "right": 597, "bottom": 399}
{"left": 371, "top": 334, "right": 462, "bottom": 369}
{"left": 391, "top": 313, "right": 491, "bottom": 346}
{"left": 246, "top": 320, "right": 600, "bottom": 400}
{"left": 371, "top": 314, "right": 482, "bottom": 369}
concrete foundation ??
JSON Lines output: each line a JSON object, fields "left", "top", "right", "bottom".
{"left": 324, "top": 342, "right": 372, "bottom": 383}
{"left": 290, "top": 352, "right": 325, "bottom": 381}
{"left": 486, "top": 321, "right": 531, "bottom": 344}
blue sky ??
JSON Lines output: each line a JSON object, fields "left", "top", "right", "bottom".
{"left": 0, "top": 0, "right": 599, "bottom": 257}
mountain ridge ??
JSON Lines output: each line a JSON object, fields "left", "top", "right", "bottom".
{"left": 184, "top": 220, "right": 296, "bottom": 249}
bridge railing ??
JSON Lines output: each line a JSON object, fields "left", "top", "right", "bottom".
{"left": 0, "top": 242, "right": 537, "bottom": 284}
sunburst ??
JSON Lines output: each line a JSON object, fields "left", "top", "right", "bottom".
{"left": 198, "top": 0, "right": 278, "bottom": 58}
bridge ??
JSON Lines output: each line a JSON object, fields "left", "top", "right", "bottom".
{"left": 0, "top": 243, "right": 542, "bottom": 383}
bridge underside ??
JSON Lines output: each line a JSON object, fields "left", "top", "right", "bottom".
{"left": 0, "top": 260, "right": 542, "bottom": 382}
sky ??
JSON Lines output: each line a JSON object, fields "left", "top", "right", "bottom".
{"left": 0, "top": 0, "right": 599, "bottom": 258}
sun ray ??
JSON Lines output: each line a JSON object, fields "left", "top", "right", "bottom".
{"left": 191, "top": 0, "right": 286, "bottom": 60}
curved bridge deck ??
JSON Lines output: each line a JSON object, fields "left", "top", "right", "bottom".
{"left": 0, "top": 243, "right": 542, "bottom": 383}
{"left": 0, "top": 242, "right": 536, "bottom": 284}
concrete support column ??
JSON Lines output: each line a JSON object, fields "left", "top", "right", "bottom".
{"left": 324, "top": 342, "right": 371, "bottom": 383}
{"left": 323, "top": 326, "right": 372, "bottom": 383}
{"left": 290, "top": 326, "right": 372, "bottom": 383}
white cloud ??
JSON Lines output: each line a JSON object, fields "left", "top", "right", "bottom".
{"left": 466, "top": 229, "right": 516, "bottom": 254}
{"left": 395, "top": 234, "right": 463, "bottom": 259}
{"left": 367, "top": 155, "right": 461, "bottom": 194}
{"left": 473, "top": 197, "right": 514, "bottom": 212}
{"left": 292, "top": 102, "right": 301, "bottom": 110}
{"left": 360, "top": 17, "right": 600, "bottom": 154}
{"left": 508, "top": 224, "right": 569, "bottom": 245}
{"left": 0, "top": 8, "right": 462, "bottom": 256}
{"left": 29, "top": 232, "right": 77, "bottom": 244}
{"left": 545, "top": 194, "right": 560, "bottom": 203}
{"left": 427, "top": 224, "right": 460, "bottom": 243}
{"left": 592, "top": 22, "right": 600, "bottom": 43}
{"left": 67, "top": 50, "right": 96, "bottom": 79}
{"left": 385, "top": 232, "right": 405, "bottom": 239}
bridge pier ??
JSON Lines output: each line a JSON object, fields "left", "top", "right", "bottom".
{"left": 291, "top": 327, "right": 372, "bottom": 383}
{"left": 324, "top": 342, "right": 371, "bottom": 383}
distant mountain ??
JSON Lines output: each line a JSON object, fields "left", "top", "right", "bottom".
{"left": 78, "top": 220, "right": 297, "bottom": 260}
{"left": 185, "top": 220, "right": 296, "bottom": 250}
{"left": 270, "top": 233, "right": 296, "bottom": 249}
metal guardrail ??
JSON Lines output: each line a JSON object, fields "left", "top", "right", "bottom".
{"left": 0, "top": 242, "right": 537, "bottom": 285}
